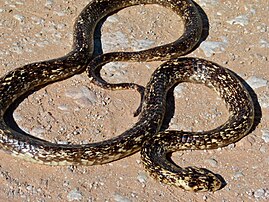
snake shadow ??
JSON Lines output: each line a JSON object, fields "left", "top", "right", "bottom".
{"left": 4, "top": 84, "right": 66, "bottom": 139}
{"left": 233, "top": 72, "right": 262, "bottom": 133}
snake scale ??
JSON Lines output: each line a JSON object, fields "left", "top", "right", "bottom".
{"left": 0, "top": 0, "right": 254, "bottom": 192}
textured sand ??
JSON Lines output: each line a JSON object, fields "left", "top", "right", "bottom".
{"left": 0, "top": 0, "right": 268, "bottom": 201}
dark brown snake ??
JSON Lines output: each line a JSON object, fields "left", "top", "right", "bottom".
{"left": 0, "top": 0, "right": 254, "bottom": 192}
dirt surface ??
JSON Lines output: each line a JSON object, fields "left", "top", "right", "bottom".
{"left": 0, "top": 0, "right": 268, "bottom": 201}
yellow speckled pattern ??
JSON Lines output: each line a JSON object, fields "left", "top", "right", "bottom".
{"left": 0, "top": 0, "right": 254, "bottom": 192}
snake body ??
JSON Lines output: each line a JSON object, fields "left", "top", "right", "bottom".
{"left": 0, "top": 0, "right": 254, "bottom": 192}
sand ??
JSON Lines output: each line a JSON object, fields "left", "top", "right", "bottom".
{"left": 0, "top": 0, "right": 268, "bottom": 201}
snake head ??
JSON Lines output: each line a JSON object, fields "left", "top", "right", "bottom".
{"left": 180, "top": 167, "right": 223, "bottom": 192}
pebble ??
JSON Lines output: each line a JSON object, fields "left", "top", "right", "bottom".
{"left": 200, "top": 38, "right": 228, "bottom": 57}
{"left": 67, "top": 189, "right": 83, "bottom": 201}
{"left": 226, "top": 15, "right": 249, "bottom": 26}
{"left": 246, "top": 76, "right": 268, "bottom": 89}
{"left": 259, "top": 94, "right": 269, "bottom": 108}
{"left": 174, "top": 84, "right": 185, "bottom": 98}
{"left": 259, "top": 145, "right": 267, "bottom": 153}
{"left": 106, "top": 15, "right": 119, "bottom": 23}
{"left": 254, "top": 188, "right": 266, "bottom": 198}
{"left": 65, "top": 86, "right": 97, "bottom": 107}
{"left": 233, "top": 171, "right": 244, "bottom": 179}
{"left": 260, "top": 39, "right": 269, "bottom": 48}
{"left": 261, "top": 130, "right": 269, "bottom": 143}
{"left": 227, "top": 143, "right": 235, "bottom": 149}
{"left": 206, "top": 158, "right": 218, "bottom": 167}
{"left": 30, "top": 126, "right": 45, "bottom": 138}
{"left": 257, "top": 23, "right": 268, "bottom": 32}
{"left": 10, "top": 42, "right": 24, "bottom": 54}
{"left": 45, "top": 0, "right": 54, "bottom": 8}
{"left": 13, "top": 14, "right": 25, "bottom": 23}
{"left": 137, "top": 172, "right": 148, "bottom": 187}
{"left": 131, "top": 39, "right": 155, "bottom": 51}
{"left": 114, "top": 193, "right": 131, "bottom": 202}
{"left": 54, "top": 11, "right": 66, "bottom": 17}
{"left": 58, "top": 104, "right": 69, "bottom": 111}
{"left": 102, "top": 31, "right": 129, "bottom": 52}
{"left": 137, "top": 172, "right": 148, "bottom": 183}
{"left": 198, "top": 0, "right": 219, "bottom": 6}
{"left": 103, "top": 62, "right": 127, "bottom": 79}
{"left": 56, "top": 140, "right": 68, "bottom": 145}
{"left": 13, "top": 112, "right": 23, "bottom": 122}
{"left": 31, "top": 16, "right": 45, "bottom": 25}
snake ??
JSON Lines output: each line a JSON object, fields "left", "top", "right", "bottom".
{"left": 0, "top": 0, "right": 255, "bottom": 192}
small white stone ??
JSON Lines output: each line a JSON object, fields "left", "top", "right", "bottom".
{"left": 132, "top": 39, "right": 155, "bottom": 51}
{"left": 30, "top": 126, "right": 45, "bottom": 138}
{"left": 174, "top": 84, "right": 185, "bottom": 98}
{"left": 114, "top": 193, "right": 131, "bottom": 202}
{"left": 198, "top": 0, "right": 219, "bottom": 6}
{"left": 227, "top": 15, "right": 249, "bottom": 26}
{"left": 67, "top": 189, "right": 83, "bottom": 201}
{"left": 137, "top": 171, "right": 148, "bottom": 183}
{"left": 261, "top": 130, "right": 269, "bottom": 143}
{"left": 233, "top": 171, "right": 244, "bottom": 179}
{"left": 260, "top": 39, "right": 269, "bottom": 48}
{"left": 13, "top": 14, "right": 25, "bottom": 23}
{"left": 227, "top": 143, "right": 235, "bottom": 149}
{"left": 45, "top": 0, "right": 53, "bottom": 7}
{"left": 65, "top": 86, "right": 97, "bottom": 106}
{"left": 206, "top": 158, "right": 218, "bottom": 167}
{"left": 259, "top": 145, "right": 267, "bottom": 153}
{"left": 58, "top": 104, "right": 69, "bottom": 111}
{"left": 200, "top": 38, "right": 228, "bottom": 57}
{"left": 259, "top": 94, "right": 269, "bottom": 108}
{"left": 246, "top": 76, "right": 268, "bottom": 89}
{"left": 106, "top": 15, "right": 119, "bottom": 23}
{"left": 102, "top": 31, "right": 128, "bottom": 52}
{"left": 254, "top": 188, "right": 265, "bottom": 198}
{"left": 13, "top": 112, "right": 23, "bottom": 122}
{"left": 54, "top": 11, "right": 65, "bottom": 16}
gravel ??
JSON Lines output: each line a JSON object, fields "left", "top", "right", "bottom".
{"left": 67, "top": 189, "right": 83, "bottom": 201}
{"left": 206, "top": 158, "right": 218, "bottom": 167}
{"left": 226, "top": 15, "right": 249, "bottom": 26}
{"left": 246, "top": 76, "right": 268, "bottom": 89}
{"left": 261, "top": 130, "right": 269, "bottom": 143}
{"left": 199, "top": 38, "right": 228, "bottom": 57}
{"left": 114, "top": 193, "right": 131, "bottom": 202}
{"left": 137, "top": 172, "right": 148, "bottom": 184}
{"left": 233, "top": 171, "right": 244, "bottom": 180}
{"left": 0, "top": 0, "right": 268, "bottom": 201}
{"left": 253, "top": 188, "right": 266, "bottom": 198}
{"left": 65, "top": 86, "right": 98, "bottom": 107}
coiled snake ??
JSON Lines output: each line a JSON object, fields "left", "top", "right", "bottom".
{"left": 0, "top": 0, "right": 254, "bottom": 192}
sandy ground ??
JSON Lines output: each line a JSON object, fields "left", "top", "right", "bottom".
{"left": 0, "top": 0, "right": 268, "bottom": 201}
